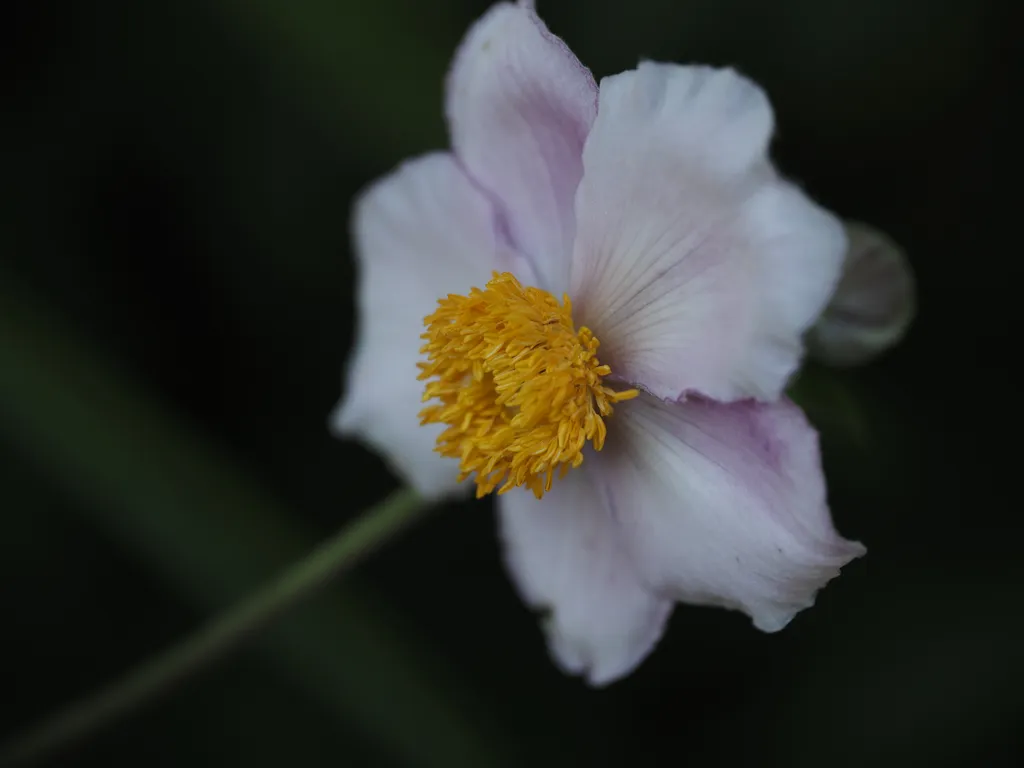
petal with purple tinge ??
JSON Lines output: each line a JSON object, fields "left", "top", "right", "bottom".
{"left": 446, "top": 2, "right": 597, "bottom": 293}
{"left": 597, "top": 393, "right": 864, "bottom": 631}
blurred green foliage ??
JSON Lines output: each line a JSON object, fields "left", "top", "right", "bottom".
{"left": 0, "top": 272, "right": 508, "bottom": 768}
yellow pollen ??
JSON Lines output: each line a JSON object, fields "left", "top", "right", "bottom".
{"left": 418, "top": 271, "right": 639, "bottom": 500}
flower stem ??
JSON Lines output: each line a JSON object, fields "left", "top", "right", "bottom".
{"left": 0, "top": 488, "right": 428, "bottom": 768}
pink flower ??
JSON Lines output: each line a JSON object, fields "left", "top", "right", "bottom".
{"left": 333, "top": 1, "right": 866, "bottom": 685}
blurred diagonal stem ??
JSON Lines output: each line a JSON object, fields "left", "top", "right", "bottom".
{"left": 0, "top": 268, "right": 508, "bottom": 768}
{"left": 0, "top": 488, "right": 427, "bottom": 768}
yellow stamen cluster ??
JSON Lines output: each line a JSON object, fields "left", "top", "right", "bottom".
{"left": 418, "top": 272, "right": 638, "bottom": 499}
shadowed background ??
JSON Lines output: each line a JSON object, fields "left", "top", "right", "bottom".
{"left": 2, "top": 0, "right": 1020, "bottom": 766}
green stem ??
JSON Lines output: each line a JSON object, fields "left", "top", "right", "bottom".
{"left": 0, "top": 488, "right": 427, "bottom": 768}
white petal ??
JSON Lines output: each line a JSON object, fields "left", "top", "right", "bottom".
{"left": 808, "top": 221, "right": 916, "bottom": 367}
{"left": 446, "top": 2, "right": 597, "bottom": 293}
{"left": 598, "top": 394, "right": 864, "bottom": 631}
{"left": 497, "top": 469, "right": 673, "bottom": 686}
{"left": 333, "top": 153, "right": 505, "bottom": 499}
{"left": 570, "top": 63, "right": 845, "bottom": 402}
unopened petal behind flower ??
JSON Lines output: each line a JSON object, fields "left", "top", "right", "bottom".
{"left": 808, "top": 221, "right": 916, "bottom": 367}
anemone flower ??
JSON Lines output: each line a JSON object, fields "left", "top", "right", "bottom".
{"left": 334, "top": 1, "right": 871, "bottom": 685}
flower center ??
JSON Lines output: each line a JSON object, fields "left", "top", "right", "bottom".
{"left": 418, "top": 271, "right": 638, "bottom": 499}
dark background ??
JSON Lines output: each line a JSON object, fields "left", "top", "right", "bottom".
{"left": 2, "top": 0, "right": 1020, "bottom": 766}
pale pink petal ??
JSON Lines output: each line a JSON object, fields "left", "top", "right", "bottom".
{"left": 446, "top": 2, "right": 597, "bottom": 293}
{"left": 597, "top": 393, "right": 864, "bottom": 631}
{"left": 332, "top": 153, "right": 508, "bottom": 499}
{"left": 570, "top": 63, "right": 845, "bottom": 402}
{"left": 808, "top": 221, "right": 916, "bottom": 367}
{"left": 497, "top": 470, "right": 673, "bottom": 686}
